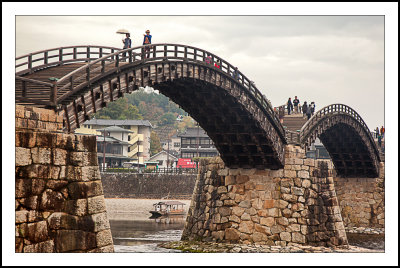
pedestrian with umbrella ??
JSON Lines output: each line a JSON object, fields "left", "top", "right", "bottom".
{"left": 116, "top": 29, "right": 131, "bottom": 61}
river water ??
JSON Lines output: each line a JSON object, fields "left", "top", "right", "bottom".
{"left": 105, "top": 198, "right": 384, "bottom": 253}
{"left": 105, "top": 198, "right": 191, "bottom": 253}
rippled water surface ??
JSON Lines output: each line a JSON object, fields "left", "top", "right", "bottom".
{"left": 105, "top": 199, "right": 191, "bottom": 253}
{"left": 105, "top": 198, "right": 384, "bottom": 253}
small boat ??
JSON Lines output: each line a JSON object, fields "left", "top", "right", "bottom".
{"left": 149, "top": 201, "right": 186, "bottom": 218}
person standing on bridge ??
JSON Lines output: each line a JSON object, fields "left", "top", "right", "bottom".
{"left": 380, "top": 126, "right": 385, "bottom": 138}
{"left": 122, "top": 33, "right": 132, "bottom": 60}
{"left": 375, "top": 127, "right": 380, "bottom": 139}
{"left": 302, "top": 101, "right": 308, "bottom": 118}
{"left": 287, "top": 97, "right": 293, "bottom": 115}
{"left": 143, "top": 30, "right": 152, "bottom": 59}
{"left": 214, "top": 59, "right": 221, "bottom": 69}
{"left": 378, "top": 134, "right": 382, "bottom": 148}
{"left": 293, "top": 96, "right": 300, "bottom": 114}
{"left": 232, "top": 67, "right": 239, "bottom": 80}
{"left": 306, "top": 104, "right": 312, "bottom": 120}
{"left": 310, "top": 101, "right": 316, "bottom": 116}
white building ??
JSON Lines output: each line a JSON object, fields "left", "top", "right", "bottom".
{"left": 147, "top": 150, "right": 178, "bottom": 169}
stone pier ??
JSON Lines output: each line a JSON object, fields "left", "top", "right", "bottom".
{"left": 333, "top": 162, "right": 385, "bottom": 229}
{"left": 182, "top": 145, "right": 348, "bottom": 247}
{"left": 15, "top": 105, "right": 114, "bottom": 252}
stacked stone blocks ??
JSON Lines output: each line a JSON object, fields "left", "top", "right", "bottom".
{"left": 333, "top": 162, "right": 385, "bottom": 228}
{"left": 15, "top": 105, "right": 114, "bottom": 253}
{"left": 182, "top": 145, "right": 348, "bottom": 247}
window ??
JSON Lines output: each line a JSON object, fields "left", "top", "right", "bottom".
{"left": 128, "top": 135, "right": 131, "bottom": 141}
{"left": 158, "top": 160, "right": 164, "bottom": 165}
{"left": 174, "top": 142, "right": 180, "bottom": 147}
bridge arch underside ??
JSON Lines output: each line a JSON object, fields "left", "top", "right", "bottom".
{"left": 155, "top": 79, "right": 283, "bottom": 169}
{"left": 57, "top": 62, "right": 286, "bottom": 169}
{"left": 304, "top": 116, "right": 379, "bottom": 178}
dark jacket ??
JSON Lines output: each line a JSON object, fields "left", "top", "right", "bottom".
{"left": 302, "top": 103, "right": 308, "bottom": 113}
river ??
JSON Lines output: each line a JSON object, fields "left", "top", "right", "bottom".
{"left": 104, "top": 198, "right": 384, "bottom": 253}
{"left": 105, "top": 198, "right": 191, "bottom": 253}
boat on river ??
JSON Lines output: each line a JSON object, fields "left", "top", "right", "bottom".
{"left": 149, "top": 201, "right": 186, "bottom": 218}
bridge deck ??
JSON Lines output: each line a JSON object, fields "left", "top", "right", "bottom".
{"left": 16, "top": 62, "right": 130, "bottom": 107}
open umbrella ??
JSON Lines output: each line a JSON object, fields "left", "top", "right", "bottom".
{"left": 116, "top": 29, "right": 130, "bottom": 34}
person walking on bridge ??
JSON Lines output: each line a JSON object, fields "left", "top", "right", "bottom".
{"left": 380, "top": 126, "right": 385, "bottom": 138}
{"left": 143, "top": 30, "right": 152, "bottom": 58}
{"left": 293, "top": 96, "right": 300, "bottom": 114}
{"left": 287, "top": 97, "right": 293, "bottom": 115}
{"left": 122, "top": 33, "right": 132, "bottom": 60}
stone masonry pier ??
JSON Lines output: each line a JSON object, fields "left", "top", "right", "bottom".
{"left": 15, "top": 105, "right": 384, "bottom": 252}
{"left": 182, "top": 146, "right": 349, "bottom": 247}
{"left": 15, "top": 105, "right": 114, "bottom": 252}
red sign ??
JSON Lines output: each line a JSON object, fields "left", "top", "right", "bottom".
{"left": 177, "top": 158, "right": 196, "bottom": 168}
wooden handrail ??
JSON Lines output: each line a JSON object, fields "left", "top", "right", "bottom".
{"left": 299, "top": 103, "right": 380, "bottom": 158}
{"left": 16, "top": 45, "right": 120, "bottom": 76}
{"left": 16, "top": 43, "right": 286, "bottom": 140}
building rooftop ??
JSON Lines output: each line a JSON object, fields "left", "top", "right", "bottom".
{"left": 148, "top": 150, "right": 178, "bottom": 161}
{"left": 98, "top": 125, "right": 134, "bottom": 133}
{"left": 83, "top": 119, "right": 152, "bottom": 128}
{"left": 178, "top": 127, "right": 210, "bottom": 138}
{"left": 96, "top": 135, "right": 131, "bottom": 145}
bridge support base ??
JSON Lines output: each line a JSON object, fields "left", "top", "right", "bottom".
{"left": 182, "top": 145, "right": 348, "bottom": 247}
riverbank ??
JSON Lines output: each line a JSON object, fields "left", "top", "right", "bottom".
{"left": 104, "top": 198, "right": 384, "bottom": 253}
{"left": 160, "top": 240, "right": 384, "bottom": 253}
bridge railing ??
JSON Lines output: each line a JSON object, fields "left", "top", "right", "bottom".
{"left": 15, "top": 45, "right": 120, "bottom": 107}
{"left": 55, "top": 44, "right": 286, "bottom": 139}
{"left": 15, "top": 44, "right": 286, "bottom": 140}
{"left": 15, "top": 45, "right": 119, "bottom": 76}
{"left": 102, "top": 167, "right": 198, "bottom": 174}
{"left": 299, "top": 104, "right": 379, "bottom": 156}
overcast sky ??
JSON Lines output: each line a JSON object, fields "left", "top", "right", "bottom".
{"left": 14, "top": 15, "right": 385, "bottom": 129}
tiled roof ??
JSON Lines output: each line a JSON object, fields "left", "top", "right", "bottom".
{"left": 98, "top": 126, "right": 134, "bottom": 133}
{"left": 148, "top": 150, "right": 178, "bottom": 161}
{"left": 178, "top": 127, "right": 210, "bottom": 138}
{"left": 96, "top": 135, "right": 131, "bottom": 145}
{"left": 84, "top": 119, "right": 152, "bottom": 128}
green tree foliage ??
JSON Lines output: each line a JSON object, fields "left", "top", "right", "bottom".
{"left": 150, "top": 131, "right": 163, "bottom": 156}
{"left": 94, "top": 98, "right": 143, "bottom": 120}
{"left": 159, "top": 112, "right": 176, "bottom": 126}
{"left": 126, "top": 89, "right": 186, "bottom": 126}
{"left": 177, "top": 116, "right": 196, "bottom": 133}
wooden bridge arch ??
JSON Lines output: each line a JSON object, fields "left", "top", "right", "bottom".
{"left": 300, "top": 104, "right": 381, "bottom": 177}
{"left": 15, "top": 44, "right": 287, "bottom": 169}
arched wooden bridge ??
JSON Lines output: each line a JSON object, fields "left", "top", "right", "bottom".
{"left": 15, "top": 44, "right": 381, "bottom": 175}
{"left": 300, "top": 104, "right": 381, "bottom": 177}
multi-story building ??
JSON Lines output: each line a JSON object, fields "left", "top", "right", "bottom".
{"left": 178, "top": 127, "right": 219, "bottom": 159}
{"left": 161, "top": 134, "right": 181, "bottom": 158}
{"left": 75, "top": 119, "right": 152, "bottom": 164}
{"left": 96, "top": 126, "right": 134, "bottom": 169}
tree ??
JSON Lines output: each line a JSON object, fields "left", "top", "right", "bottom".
{"left": 150, "top": 131, "right": 162, "bottom": 156}
{"left": 177, "top": 116, "right": 196, "bottom": 133}
{"left": 159, "top": 112, "right": 176, "bottom": 126}
{"left": 94, "top": 98, "right": 143, "bottom": 120}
